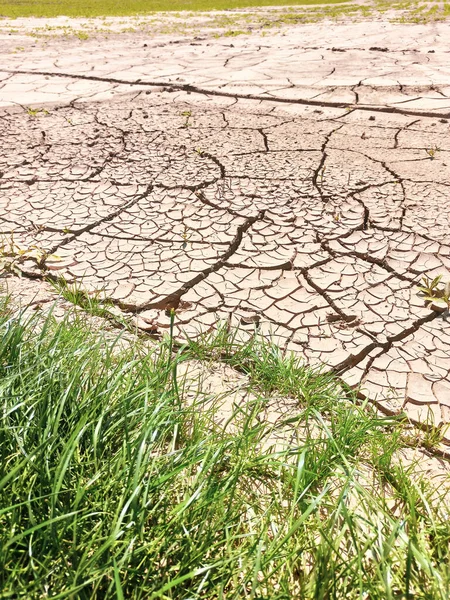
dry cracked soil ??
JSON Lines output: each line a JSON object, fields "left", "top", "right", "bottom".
{"left": 1, "top": 11, "right": 450, "bottom": 436}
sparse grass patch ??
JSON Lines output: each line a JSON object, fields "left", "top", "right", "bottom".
{"left": 0, "top": 233, "right": 57, "bottom": 275}
{"left": 26, "top": 107, "right": 49, "bottom": 117}
{"left": 49, "top": 276, "right": 132, "bottom": 328}
{"left": 2, "top": 1, "right": 446, "bottom": 37}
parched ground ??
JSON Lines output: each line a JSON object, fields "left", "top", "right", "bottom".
{"left": 1, "top": 10, "right": 450, "bottom": 432}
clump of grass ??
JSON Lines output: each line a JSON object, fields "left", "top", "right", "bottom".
{"left": 49, "top": 277, "right": 132, "bottom": 329}
{"left": 0, "top": 298, "right": 450, "bottom": 598}
{"left": 183, "top": 323, "right": 336, "bottom": 399}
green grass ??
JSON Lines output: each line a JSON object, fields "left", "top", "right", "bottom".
{"left": 0, "top": 0, "right": 349, "bottom": 19}
{"left": 2, "top": 0, "right": 445, "bottom": 30}
{"left": 1, "top": 296, "right": 450, "bottom": 598}
{"left": 48, "top": 277, "right": 133, "bottom": 330}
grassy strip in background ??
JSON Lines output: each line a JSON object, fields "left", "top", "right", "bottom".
{"left": 0, "top": 0, "right": 349, "bottom": 19}
{"left": 0, "top": 297, "right": 450, "bottom": 598}
{"left": 1, "top": 1, "right": 447, "bottom": 33}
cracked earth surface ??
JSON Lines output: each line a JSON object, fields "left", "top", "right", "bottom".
{"left": 1, "top": 14, "right": 450, "bottom": 432}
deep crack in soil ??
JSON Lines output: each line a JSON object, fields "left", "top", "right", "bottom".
{"left": 1, "top": 16, "right": 450, "bottom": 435}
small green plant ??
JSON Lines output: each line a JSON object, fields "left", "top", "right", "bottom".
{"left": 418, "top": 274, "right": 450, "bottom": 311}
{"left": 181, "top": 224, "right": 191, "bottom": 249}
{"left": 425, "top": 145, "right": 441, "bottom": 159}
{"left": 26, "top": 107, "right": 49, "bottom": 117}
{"left": 403, "top": 409, "right": 449, "bottom": 452}
{"left": 422, "top": 421, "right": 447, "bottom": 451}
{"left": 49, "top": 277, "right": 131, "bottom": 328}
{"left": 223, "top": 29, "right": 247, "bottom": 36}
{"left": 319, "top": 165, "right": 326, "bottom": 182}
{"left": 0, "top": 233, "right": 57, "bottom": 274}
{"left": 180, "top": 110, "right": 192, "bottom": 128}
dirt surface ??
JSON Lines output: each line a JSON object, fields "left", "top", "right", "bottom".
{"left": 1, "top": 14, "right": 450, "bottom": 431}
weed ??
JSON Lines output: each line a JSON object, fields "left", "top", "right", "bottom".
{"left": 181, "top": 109, "right": 192, "bottom": 128}
{"left": 0, "top": 233, "right": 58, "bottom": 274}
{"left": 319, "top": 165, "right": 326, "bottom": 182}
{"left": 418, "top": 274, "right": 450, "bottom": 311}
{"left": 49, "top": 276, "right": 132, "bottom": 329}
{"left": 426, "top": 145, "right": 441, "bottom": 159}
{"left": 181, "top": 224, "right": 191, "bottom": 249}
{"left": 223, "top": 29, "right": 247, "bottom": 36}
{"left": 26, "top": 107, "right": 49, "bottom": 117}
{"left": 422, "top": 422, "right": 447, "bottom": 451}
